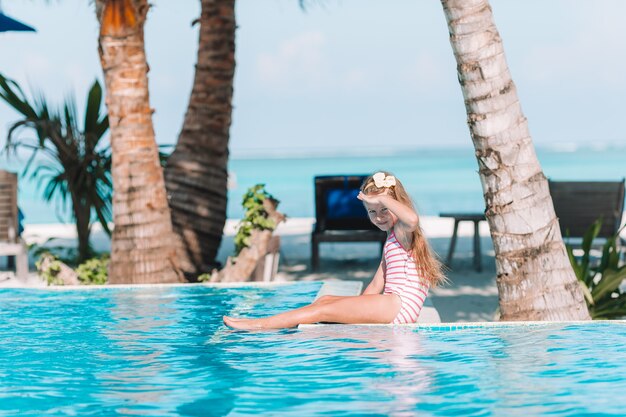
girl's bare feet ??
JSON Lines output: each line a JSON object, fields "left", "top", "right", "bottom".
{"left": 223, "top": 316, "right": 275, "bottom": 330}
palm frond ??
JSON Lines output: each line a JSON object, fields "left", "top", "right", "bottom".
{"left": 0, "top": 73, "right": 38, "bottom": 118}
{"left": 84, "top": 80, "right": 103, "bottom": 135}
{"left": 0, "top": 74, "right": 112, "bottom": 261}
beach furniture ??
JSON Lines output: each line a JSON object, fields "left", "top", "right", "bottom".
{"left": 439, "top": 212, "right": 487, "bottom": 272}
{"left": 549, "top": 179, "right": 625, "bottom": 251}
{"left": 0, "top": 170, "right": 29, "bottom": 281}
{"left": 311, "top": 175, "right": 386, "bottom": 271}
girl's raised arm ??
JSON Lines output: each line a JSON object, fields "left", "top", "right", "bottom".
{"left": 358, "top": 191, "right": 418, "bottom": 231}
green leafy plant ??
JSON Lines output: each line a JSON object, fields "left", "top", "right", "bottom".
{"left": 35, "top": 254, "right": 64, "bottom": 286}
{"left": 233, "top": 184, "right": 279, "bottom": 256}
{"left": 566, "top": 219, "right": 626, "bottom": 319}
{"left": 0, "top": 73, "right": 111, "bottom": 263}
{"left": 197, "top": 273, "right": 211, "bottom": 282}
{"left": 76, "top": 255, "right": 109, "bottom": 285}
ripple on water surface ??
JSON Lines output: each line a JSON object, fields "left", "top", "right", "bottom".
{"left": 1, "top": 286, "right": 626, "bottom": 416}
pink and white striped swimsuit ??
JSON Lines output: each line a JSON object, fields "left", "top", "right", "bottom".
{"left": 383, "top": 230, "right": 429, "bottom": 324}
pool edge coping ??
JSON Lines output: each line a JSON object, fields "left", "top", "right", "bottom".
{"left": 2, "top": 280, "right": 320, "bottom": 290}
{"left": 2, "top": 278, "right": 362, "bottom": 294}
{"left": 298, "top": 320, "right": 626, "bottom": 329}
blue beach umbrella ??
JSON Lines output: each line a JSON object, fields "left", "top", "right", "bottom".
{"left": 0, "top": 11, "right": 36, "bottom": 33}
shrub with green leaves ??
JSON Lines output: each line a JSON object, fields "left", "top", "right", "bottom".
{"left": 35, "top": 255, "right": 64, "bottom": 286}
{"left": 566, "top": 219, "right": 626, "bottom": 319}
{"left": 197, "top": 273, "right": 211, "bottom": 282}
{"left": 234, "top": 184, "right": 279, "bottom": 256}
{"left": 76, "top": 255, "right": 109, "bottom": 285}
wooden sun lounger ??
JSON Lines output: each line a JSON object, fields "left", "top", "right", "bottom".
{"left": 549, "top": 179, "right": 625, "bottom": 246}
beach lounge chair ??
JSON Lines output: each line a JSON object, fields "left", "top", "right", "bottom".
{"left": 548, "top": 179, "right": 625, "bottom": 250}
{"left": 311, "top": 175, "right": 386, "bottom": 271}
{"left": 0, "top": 170, "right": 29, "bottom": 281}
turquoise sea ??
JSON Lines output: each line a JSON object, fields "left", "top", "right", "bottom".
{"left": 8, "top": 145, "right": 626, "bottom": 224}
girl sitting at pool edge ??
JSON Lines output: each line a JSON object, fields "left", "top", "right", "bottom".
{"left": 223, "top": 171, "right": 445, "bottom": 330}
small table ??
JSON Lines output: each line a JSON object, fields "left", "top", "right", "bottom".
{"left": 439, "top": 212, "right": 487, "bottom": 272}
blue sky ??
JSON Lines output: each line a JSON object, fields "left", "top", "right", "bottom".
{"left": 1, "top": 0, "right": 625, "bottom": 159}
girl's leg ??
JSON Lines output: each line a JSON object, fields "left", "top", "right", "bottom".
{"left": 223, "top": 293, "right": 401, "bottom": 330}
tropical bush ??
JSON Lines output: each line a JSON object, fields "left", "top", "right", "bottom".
{"left": 35, "top": 251, "right": 109, "bottom": 285}
{"left": 0, "top": 73, "right": 111, "bottom": 262}
{"left": 76, "top": 255, "right": 109, "bottom": 285}
{"left": 35, "top": 254, "right": 64, "bottom": 286}
{"left": 566, "top": 219, "right": 626, "bottom": 319}
{"left": 196, "top": 184, "right": 279, "bottom": 283}
{"left": 233, "top": 184, "right": 279, "bottom": 256}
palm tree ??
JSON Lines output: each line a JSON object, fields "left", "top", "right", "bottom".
{"left": 164, "top": 0, "right": 236, "bottom": 276}
{"left": 440, "top": 0, "right": 589, "bottom": 320}
{"left": 96, "top": 0, "right": 184, "bottom": 283}
{"left": 0, "top": 74, "right": 111, "bottom": 263}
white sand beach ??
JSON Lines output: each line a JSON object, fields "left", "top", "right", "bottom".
{"left": 0, "top": 216, "right": 500, "bottom": 322}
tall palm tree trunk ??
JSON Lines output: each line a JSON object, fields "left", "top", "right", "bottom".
{"left": 164, "top": 0, "right": 236, "bottom": 275}
{"left": 440, "top": 0, "right": 589, "bottom": 320}
{"left": 71, "top": 191, "right": 92, "bottom": 262}
{"left": 96, "top": 0, "right": 184, "bottom": 284}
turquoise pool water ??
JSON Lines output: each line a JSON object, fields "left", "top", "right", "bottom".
{"left": 1, "top": 283, "right": 626, "bottom": 416}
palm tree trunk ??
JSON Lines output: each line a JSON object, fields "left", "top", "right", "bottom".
{"left": 96, "top": 0, "right": 184, "bottom": 284}
{"left": 164, "top": 0, "right": 236, "bottom": 276}
{"left": 440, "top": 0, "right": 589, "bottom": 320}
{"left": 72, "top": 195, "right": 92, "bottom": 263}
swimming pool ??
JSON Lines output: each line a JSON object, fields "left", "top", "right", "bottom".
{"left": 1, "top": 283, "right": 625, "bottom": 416}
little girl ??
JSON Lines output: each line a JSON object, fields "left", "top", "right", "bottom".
{"left": 223, "top": 171, "right": 445, "bottom": 329}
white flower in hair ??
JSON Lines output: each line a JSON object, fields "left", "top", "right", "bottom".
{"left": 373, "top": 172, "right": 396, "bottom": 188}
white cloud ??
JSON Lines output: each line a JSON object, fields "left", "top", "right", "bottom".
{"left": 521, "top": 2, "right": 626, "bottom": 89}
{"left": 404, "top": 53, "right": 452, "bottom": 94}
{"left": 342, "top": 68, "right": 369, "bottom": 91}
{"left": 256, "top": 31, "right": 330, "bottom": 91}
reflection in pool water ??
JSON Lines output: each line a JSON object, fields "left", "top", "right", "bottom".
{"left": 1, "top": 284, "right": 625, "bottom": 416}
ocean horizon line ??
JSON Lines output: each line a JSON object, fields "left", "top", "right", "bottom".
{"left": 3, "top": 140, "right": 625, "bottom": 169}
{"left": 227, "top": 141, "right": 626, "bottom": 160}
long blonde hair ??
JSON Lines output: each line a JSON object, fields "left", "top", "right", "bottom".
{"left": 361, "top": 171, "right": 445, "bottom": 287}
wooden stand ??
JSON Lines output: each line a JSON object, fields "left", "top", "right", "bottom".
{"left": 439, "top": 212, "right": 486, "bottom": 272}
